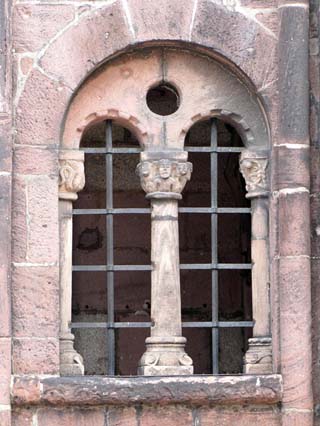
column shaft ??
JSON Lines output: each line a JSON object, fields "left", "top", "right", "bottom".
{"left": 150, "top": 199, "right": 181, "bottom": 338}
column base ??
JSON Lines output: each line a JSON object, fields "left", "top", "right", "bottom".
{"left": 138, "top": 336, "right": 193, "bottom": 376}
{"left": 244, "top": 337, "right": 272, "bottom": 374}
{"left": 60, "top": 333, "right": 84, "bottom": 376}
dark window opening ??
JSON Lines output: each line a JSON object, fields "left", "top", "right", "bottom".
{"left": 146, "top": 83, "right": 180, "bottom": 116}
{"left": 72, "top": 118, "right": 252, "bottom": 375}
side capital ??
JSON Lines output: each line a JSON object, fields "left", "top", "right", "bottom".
{"left": 59, "top": 150, "right": 85, "bottom": 201}
{"left": 239, "top": 150, "right": 269, "bottom": 199}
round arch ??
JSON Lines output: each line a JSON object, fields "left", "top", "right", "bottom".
{"left": 62, "top": 47, "right": 270, "bottom": 152}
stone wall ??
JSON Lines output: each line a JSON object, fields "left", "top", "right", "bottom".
{"left": 0, "top": 0, "right": 317, "bottom": 425}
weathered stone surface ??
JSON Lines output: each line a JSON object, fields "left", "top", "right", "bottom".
{"left": 191, "top": 0, "right": 277, "bottom": 91}
{"left": 278, "top": 5, "right": 309, "bottom": 143}
{"left": 14, "top": 146, "right": 58, "bottom": 176}
{"left": 13, "top": 377, "right": 41, "bottom": 406}
{"left": 140, "top": 406, "right": 192, "bottom": 426}
{"left": 0, "top": 338, "right": 11, "bottom": 404}
{"left": 15, "top": 69, "right": 71, "bottom": 146}
{"left": 278, "top": 256, "right": 313, "bottom": 410}
{"left": 0, "top": 410, "right": 11, "bottom": 426}
{"left": 12, "top": 174, "right": 59, "bottom": 263}
{"left": 13, "top": 5, "right": 75, "bottom": 53}
{"left": 37, "top": 408, "right": 105, "bottom": 426}
{"left": 12, "top": 408, "right": 34, "bottom": 426}
{"left": 273, "top": 145, "right": 310, "bottom": 190}
{"left": 108, "top": 407, "right": 137, "bottom": 426}
{"left": 0, "top": 174, "right": 11, "bottom": 337}
{"left": 240, "top": 0, "right": 277, "bottom": 6}
{"left": 13, "top": 338, "right": 59, "bottom": 374}
{"left": 39, "top": 2, "right": 133, "bottom": 90}
{"left": 12, "top": 266, "right": 59, "bottom": 337}
{"left": 278, "top": 191, "right": 310, "bottom": 257}
{"left": 281, "top": 411, "right": 313, "bottom": 426}
{"left": 199, "top": 406, "right": 280, "bottom": 425}
{"left": 62, "top": 48, "right": 269, "bottom": 151}
{"left": 127, "top": 0, "right": 193, "bottom": 42}
{"left": 12, "top": 375, "right": 283, "bottom": 406}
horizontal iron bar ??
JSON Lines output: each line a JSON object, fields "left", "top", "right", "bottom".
{"left": 80, "top": 148, "right": 141, "bottom": 154}
{"left": 73, "top": 265, "right": 152, "bottom": 272}
{"left": 80, "top": 147, "right": 244, "bottom": 154}
{"left": 185, "top": 147, "right": 244, "bottom": 153}
{"left": 72, "top": 263, "right": 252, "bottom": 272}
{"left": 73, "top": 207, "right": 251, "bottom": 215}
{"left": 71, "top": 321, "right": 254, "bottom": 329}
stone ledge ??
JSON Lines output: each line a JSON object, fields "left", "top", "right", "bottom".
{"left": 12, "top": 374, "right": 282, "bottom": 407}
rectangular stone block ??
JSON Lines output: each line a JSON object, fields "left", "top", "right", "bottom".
{"left": 199, "top": 407, "right": 280, "bottom": 425}
{"left": 281, "top": 411, "right": 313, "bottom": 426}
{"left": 128, "top": 0, "right": 193, "bottom": 42}
{"left": 15, "top": 69, "right": 71, "bottom": 146}
{"left": 14, "top": 146, "right": 58, "bottom": 176}
{"left": 13, "top": 337, "right": 59, "bottom": 374}
{"left": 0, "top": 338, "right": 11, "bottom": 404}
{"left": 13, "top": 409, "right": 34, "bottom": 426}
{"left": 13, "top": 4, "right": 75, "bottom": 53}
{"left": 12, "top": 174, "right": 59, "bottom": 263}
{"left": 36, "top": 408, "right": 105, "bottom": 426}
{"left": 12, "top": 174, "right": 28, "bottom": 262}
{"left": 12, "top": 266, "right": 59, "bottom": 337}
{"left": 0, "top": 115, "right": 13, "bottom": 172}
{"left": 108, "top": 407, "right": 137, "bottom": 426}
{"left": 278, "top": 5, "right": 309, "bottom": 143}
{"left": 273, "top": 145, "right": 310, "bottom": 190}
{"left": 0, "top": 410, "right": 11, "bottom": 426}
{"left": 0, "top": 264, "right": 10, "bottom": 337}
{"left": 278, "top": 190, "right": 310, "bottom": 257}
{"left": 278, "top": 256, "right": 313, "bottom": 410}
{"left": 140, "top": 406, "right": 192, "bottom": 426}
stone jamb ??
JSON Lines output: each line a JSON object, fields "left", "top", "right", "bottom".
{"left": 58, "top": 150, "right": 85, "bottom": 376}
{"left": 239, "top": 150, "right": 272, "bottom": 374}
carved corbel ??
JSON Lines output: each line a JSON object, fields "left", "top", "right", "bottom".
{"left": 59, "top": 151, "right": 85, "bottom": 200}
{"left": 239, "top": 151, "right": 269, "bottom": 199}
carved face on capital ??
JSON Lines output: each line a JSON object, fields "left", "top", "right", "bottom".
{"left": 140, "top": 161, "right": 151, "bottom": 177}
{"left": 177, "top": 162, "right": 188, "bottom": 176}
{"left": 159, "top": 159, "right": 172, "bottom": 179}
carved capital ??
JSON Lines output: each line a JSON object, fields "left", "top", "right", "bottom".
{"left": 59, "top": 151, "right": 85, "bottom": 201}
{"left": 136, "top": 159, "right": 192, "bottom": 199}
{"left": 239, "top": 151, "right": 269, "bottom": 199}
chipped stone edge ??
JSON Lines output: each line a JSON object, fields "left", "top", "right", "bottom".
{"left": 12, "top": 374, "right": 283, "bottom": 407}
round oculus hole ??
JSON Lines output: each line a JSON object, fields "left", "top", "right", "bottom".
{"left": 146, "top": 83, "right": 180, "bottom": 116}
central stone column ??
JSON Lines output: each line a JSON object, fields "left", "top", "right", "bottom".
{"left": 136, "top": 152, "right": 194, "bottom": 375}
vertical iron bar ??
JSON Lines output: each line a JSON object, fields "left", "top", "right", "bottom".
{"left": 106, "top": 120, "right": 115, "bottom": 375}
{"left": 211, "top": 118, "right": 219, "bottom": 374}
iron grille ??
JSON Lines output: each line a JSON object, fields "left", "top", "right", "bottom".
{"left": 71, "top": 119, "right": 253, "bottom": 375}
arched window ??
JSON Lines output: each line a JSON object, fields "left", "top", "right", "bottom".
{"left": 59, "top": 47, "right": 271, "bottom": 377}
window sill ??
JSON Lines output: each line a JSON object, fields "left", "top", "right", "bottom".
{"left": 12, "top": 374, "right": 282, "bottom": 407}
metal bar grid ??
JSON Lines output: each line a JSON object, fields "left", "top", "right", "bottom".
{"left": 72, "top": 119, "right": 252, "bottom": 375}
{"left": 73, "top": 207, "right": 251, "bottom": 215}
{"left": 80, "top": 147, "right": 245, "bottom": 154}
{"left": 210, "top": 118, "right": 219, "bottom": 374}
{"left": 72, "top": 321, "right": 254, "bottom": 329}
{"left": 72, "top": 263, "right": 251, "bottom": 272}
{"left": 105, "top": 120, "right": 115, "bottom": 375}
